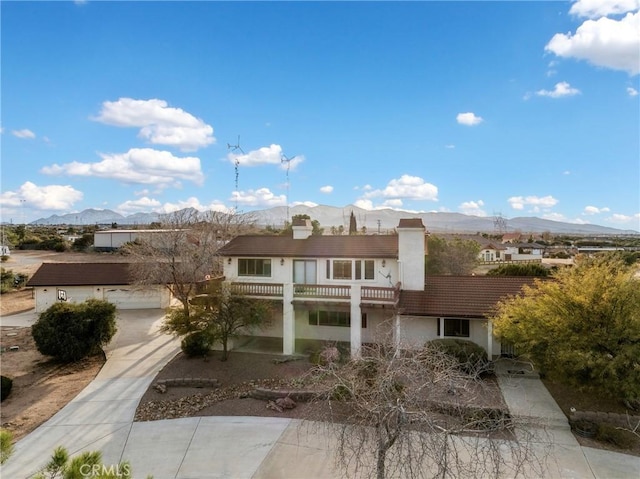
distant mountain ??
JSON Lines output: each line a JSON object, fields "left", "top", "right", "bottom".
{"left": 32, "top": 205, "right": 638, "bottom": 235}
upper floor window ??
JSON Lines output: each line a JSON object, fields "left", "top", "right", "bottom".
{"left": 238, "top": 258, "right": 271, "bottom": 277}
{"left": 326, "top": 259, "right": 375, "bottom": 281}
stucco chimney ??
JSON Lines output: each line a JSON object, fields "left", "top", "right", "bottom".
{"left": 397, "top": 218, "right": 426, "bottom": 291}
{"left": 292, "top": 218, "right": 313, "bottom": 239}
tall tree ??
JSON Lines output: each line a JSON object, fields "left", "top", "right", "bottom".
{"left": 492, "top": 254, "right": 640, "bottom": 407}
{"left": 349, "top": 211, "right": 357, "bottom": 235}
{"left": 426, "top": 235, "right": 480, "bottom": 275}
{"left": 308, "top": 340, "right": 546, "bottom": 479}
{"left": 122, "top": 209, "right": 253, "bottom": 316}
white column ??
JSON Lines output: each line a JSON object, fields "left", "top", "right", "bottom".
{"left": 350, "top": 284, "right": 362, "bottom": 358}
{"left": 487, "top": 319, "right": 494, "bottom": 360}
{"left": 394, "top": 314, "right": 401, "bottom": 348}
{"left": 282, "top": 283, "right": 295, "bottom": 355}
{"left": 439, "top": 317, "right": 445, "bottom": 338}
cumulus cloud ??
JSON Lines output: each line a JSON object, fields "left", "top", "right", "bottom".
{"left": 41, "top": 148, "right": 204, "bottom": 188}
{"left": 157, "top": 197, "right": 229, "bottom": 214}
{"left": 546, "top": 5, "right": 640, "bottom": 75}
{"left": 628, "top": 86, "right": 639, "bottom": 96}
{"left": 542, "top": 212, "right": 567, "bottom": 222}
{"left": 583, "top": 205, "right": 611, "bottom": 215}
{"left": 116, "top": 196, "right": 162, "bottom": 215}
{"left": 230, "top": 187, "right": 287, "bottom": 207}
{"left": 456, "top": 112, "right": 483, "bottom": 126}
{"left": 320, "top": 185, "right": 334, "bottom": 194}
{"left": 291, "top": 201, "right": 319, "bottom": 208}
{"left": 382, "top": 199, "right": 404, "bottom": 208}
{"left": 362, "top": 175, "right": 438, "bottom": 202}
{"left": 0, "top": 181, "right": 83, "bottom": 211}
{"left": 535, "top": 82, "right": 581, "bottom": 98}
{"left": 607, "top": 212, "right": 640, "bottom": 224}
{"left": 227, "top": 144, "right": 304, "bottom": 171}
{"left": 12, "top": 129, "right": 36, "bottom": 139}
{"left": 354, "top": 199, "right": 374, "bottom": 210}
{"left": 93, "top": 98, "right": 215, "bottom": 152}
{"left": 459, "top": 200, "right": 487, "bottom": 216}
{"left": 508, "top": 195, "right": 559, "bottom": 211}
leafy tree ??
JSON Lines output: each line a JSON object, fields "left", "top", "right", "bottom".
{"left": 307, "top": 340, "right": 546, "bottom": 479}
{"left": 31, "top": 299, "right": 117, "bottom": 362}
{"left": 486, "top": 263, "right": 551, "bottom": 277}
{"left": 281, "top": 214, "right": 324, "bottom": 236}
{"left": 426, "top": 235, "right": 480, "bottom": 275}
{"left": 162, "top": 283, "right": 272, "bottom": 361}
{"left": 492, "top": 255, "right": 640, "bottom": 406}
{"left": 71, "top": 233, "right": 94, "bottom": 251}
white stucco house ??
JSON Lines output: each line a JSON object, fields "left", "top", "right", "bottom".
{"left": 217, "top": 218, "right": 536, "bottom": 358}
{"left": 27, "top": 262, "right": 172, "bottom": 312}
{"left": 93, "top": 229, "right": 185, "bottom": 251}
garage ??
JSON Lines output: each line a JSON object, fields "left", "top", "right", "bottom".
{"left": 27, "top": 262, "right": 171, "bottom": 312}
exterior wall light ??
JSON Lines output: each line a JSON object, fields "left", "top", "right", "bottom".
{"left": 280, "top": 258, "right": 285, "bottom": 266}
{"left": 228, "top": 258, "right": 232, "bottom": 265}
{"left": 382, "top": 259, "right": 386, "bottom": 267}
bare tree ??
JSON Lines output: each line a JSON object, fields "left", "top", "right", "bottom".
{"left": 122, "top": 208, "right": 254, "bottom": 316}
{"left": 307, "top": 337, "right": 549, "bottom": 479}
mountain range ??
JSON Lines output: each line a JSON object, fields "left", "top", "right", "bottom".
{"left": 32, "top": 205, "right": 638, "bottom": 235}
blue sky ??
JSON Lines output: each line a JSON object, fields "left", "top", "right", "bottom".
{"left": 1, "top": 0, "right": 639, "bottom": 230}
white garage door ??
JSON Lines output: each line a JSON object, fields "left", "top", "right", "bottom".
{"left": 104, "top": 288, "right": 162, "bottom": 309}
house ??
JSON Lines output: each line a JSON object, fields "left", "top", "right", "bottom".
{"left": 217, "top": 218, "right": 535, "bottom": 358}
{"left": 93, "top": 229, "right": 185, "bottom": 251}
{"left": 478, "top": 242, "right": 544, "bottom": 264}
{"left": 478, "top": 243, "right": 506, "bottom": 262}
{"left": 27, "top": 263, "right": 172, "bottom": 312}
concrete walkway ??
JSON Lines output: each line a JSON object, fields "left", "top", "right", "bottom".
{"left": 2, "top": 313, "right": 638, "bottom": 478}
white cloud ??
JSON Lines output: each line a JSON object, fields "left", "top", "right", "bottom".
{"left": 291, "top": 201, "right": 319, "bottom": 208}
{"left": 569, "top": 0, "right": 639, "bottom": 18}
{"left": 508, "top": 195, "right": 559, "bottom": 211}
{"left": 227, "top": 144, "right": 304, "bottom": 171}
{"left": 456, "top": 112, "right": 483, "bottom": 126}
{"left": 542, "top": 212, "right": 567, "bottom": 222}
{"left": 157, "top": 197, "right": 229, "bottom": 214}
{"left": 12, "top": 129, "right": 36, "bottom": 139}
{"left": 93, "top": 98, "right": 215, "bottom": 152}
{"left": 445, "top": 144, "right": 455, "bottom": 149}
{"left": 320, "top": 185, "right": 334, "bottom": 194}
{"left": 230, "top": 188, "right": 287, "bottom": 207}
{"left": 354, "top": 199, "right": 374, "bottom": 210}
{"left": 583, "top": 205, "right": 611, "bottom": 214}
{"left": 459, "top": 200, "right": 487, "bottom": 217}
{"left": 0, "top": 181, "right": 83, "bottom": 211}
{"left": 607, "top": 212, "right": 640, "bottom": 224}
{"left": 535, "top": 82, "right": 581, "bottom": 98}
{"left": 628, "top": 86, "right": 639, "bottom": 96}
{"left": 545, "top": 11, "right": 640, "bottom": 75}
{"left": 116, "top": 196, "right": 162, "bottom": 214}
{"left": 41, "top": 148, "right": 204, "bottom": 188}
{"left": 363, "top": 175, "right": 438, "bottom": 202}
{"left": 382, "top": 199, "right": 404, "bottom": 208}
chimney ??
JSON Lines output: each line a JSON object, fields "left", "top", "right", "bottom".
{"left": 292, "top": 218, "right": 313, "bottom": 239}
{"left": 397, "top": 218, "right": 426, "bottom": 291}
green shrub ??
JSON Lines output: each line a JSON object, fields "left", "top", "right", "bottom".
{"left": 1, "top": 376, "right": 13, "bottom": 402}
{"left": 181, "top": 331, "right": 212, "bottom": 357}
{"left": 428, "top": 338, "right": 490, "bottom": 376}
{"left": 596, "top": 423, "right": 637, "bottom": 449}
{"left": 0, "top": 429, "right": 13, "bottom": 464}
{"left": 31, "top": 299, "right": 117, "bottom": 362}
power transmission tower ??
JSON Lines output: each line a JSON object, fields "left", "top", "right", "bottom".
{"left": 493, "top": 211, "right": 507, "bottom": 235}
{"left": 227, "top": 136, "right": 245, "bottom": 210}
{"left": 281, "top": 153, "right": 296, "bottom": 223}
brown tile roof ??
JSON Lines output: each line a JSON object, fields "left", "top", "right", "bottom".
{"left": 217, "top": 235, "right": 399, "bottom": 259}
{"left": 27, "top": 263, "right": 135, "bottom": 287}
{"left": 397, "top": 218, "right": 425, "bottom": 229}
{"left": 399, "top": 275, "right": 540, "bottom": 318}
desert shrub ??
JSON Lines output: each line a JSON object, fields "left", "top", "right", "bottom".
{"left": 31, "top": 299, "right": 117, "bottom": 362}
{"left": 1, "top": 255, "right": 8, "bottom": 263}
{"left": 0, "top": 268, "right": 15, "bottom": 294}
{"left": 1, "top": 376, "right": 13, "bottom": 401}
{"left": 0, "top": 429, "right": 13, "bottom": 464}
{"left": 487, "top": 263, "right": 550, "bottom": 277}
{"left": 181, "top": 331, "right": 212, "bottom": 357}
{"left": 596, "top": 423, "right": 637, "bottom": 449}
{"left": 428, "top": 338, "right": 489, "bottom": 376}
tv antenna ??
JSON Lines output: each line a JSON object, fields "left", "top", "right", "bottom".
{"left": 227, "top": 136, "right": 245, "bottom": 210}
{"left": 281, "top": 152, "right": 296, "bottom": 223}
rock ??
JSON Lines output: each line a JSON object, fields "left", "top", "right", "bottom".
{"left": 154, "top": 383, "right": 167, "bottom": 394}
{"left": 266, "top": 400, "right": 283, "bottom": 413}
{"left": 275, "top": 397, "right": 296, "bottom": 409}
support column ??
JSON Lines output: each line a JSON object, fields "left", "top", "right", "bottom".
{"left": 487, "top": 319, "right": 494, "bottom": 360}
{"left": 350, "top": 284, "right": 362, "bottom": 358}
{"left": 283, "top": 283, "right": 295, "bottom": 355}
{"left": 439, "top": 317, "right": 445, "bottom": 338}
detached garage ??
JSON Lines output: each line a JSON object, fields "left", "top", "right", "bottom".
{"left": 27, "top": 262, "right": 172, "bottom": 312}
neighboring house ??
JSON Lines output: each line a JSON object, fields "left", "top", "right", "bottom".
{"left": 478, "top": 243, "right": 506, "bottom": 262}
{"left": 217, "top": 218, "right": 535, "bottom": 358}
{"left": 93, "top": 229, "right": 185, "bottom": 251}
{"left": 27, "top": 263, "right": 172, "bottom": 312}
{"left": 0, "top": 245, "right": 10, "bottom": 256}
{"left": 478, "top": 242, "right": 544, "bottom": 263}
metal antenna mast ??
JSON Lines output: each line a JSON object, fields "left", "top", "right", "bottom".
{"left": 227, "top": 136, "right": 244, "bottom": 210}
{"left": 281, "top": 153, "right": 295, "bottom": 223}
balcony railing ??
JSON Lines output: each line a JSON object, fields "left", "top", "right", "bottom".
{"left": 230, "top": 281, "right": 400, "bottom": 305}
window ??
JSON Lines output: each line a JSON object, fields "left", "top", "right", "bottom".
{"left": 332, "top": 260, "right": 352, "bottom": 280}
{"left": 438, "top": 318, "right": 470, "bottom": 338}
{"left": 308, "top": 310, "right": 368, "bottom": 328}
{"left": 238, "top": 258, "right": 271, "bottom": 277}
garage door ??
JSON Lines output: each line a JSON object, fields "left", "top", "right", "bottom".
{"left": 104, "top": 288, "right": 162, "bottom": 309}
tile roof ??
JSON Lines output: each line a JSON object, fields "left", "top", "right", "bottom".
{"left": 397, "top": 218, "right": 425, "bottom": 229}
{"left": 27, "top": 263, "right": 135, "bottom": 287}
{"left": 399, "top": 275, "right": 540, "bottom": 318}
{"left": 217, "top": 235, "right": 399, "bottom": 259}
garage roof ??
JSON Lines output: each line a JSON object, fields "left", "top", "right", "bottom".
{"left": 27, "top": 263, "right": 135, "bottom": 286}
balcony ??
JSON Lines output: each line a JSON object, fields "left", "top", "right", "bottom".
{"left": 230, "top": 281, "right": 400, "bottom": 306}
